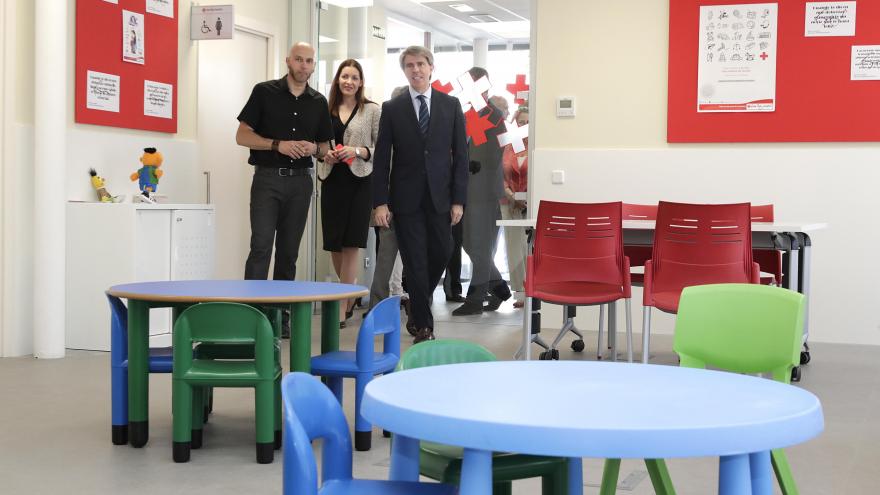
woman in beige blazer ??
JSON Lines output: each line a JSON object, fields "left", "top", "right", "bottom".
{"left": 319, "top": 59, "right": 381, "bottom": 326}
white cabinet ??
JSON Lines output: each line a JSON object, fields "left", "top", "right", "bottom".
{"left": 66, "top": 203, "right": 215, "bottom": 351}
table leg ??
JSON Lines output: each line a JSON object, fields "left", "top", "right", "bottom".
{"left": 799, "top": 234, "right": 813, "bottom": 347}
{"left": 718, "top": 454, "right": 751, "bottom": 495}
{"left": 321, "top": 300, "right": 340, "bottom": 354}
{"left": 290, "top": 302, "right": 312, "bottom": 372}
{"left": 389, "top": 434, "right": 420, "bottom": 481}
{"left": 460, "top": 448, "right": 493, "bottom": 495}
{"left": 749, "top": 450, "right": 773, "bottom": 495}
{"left": 127, "top": 299, "right": 150, "bottom": 448}
{"left": 567, "top": 457, "right": 584, "bottom": 495}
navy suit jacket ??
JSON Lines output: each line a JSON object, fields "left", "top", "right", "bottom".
{"left": 372, "top": 89, "right": 469, "bottom": 214}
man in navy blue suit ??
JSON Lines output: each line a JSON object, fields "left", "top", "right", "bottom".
{"left": 372, "top": 45, "right": 469, "bottom": 343}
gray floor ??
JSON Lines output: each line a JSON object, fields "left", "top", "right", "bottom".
{"left": 1, "top": 292, "right": 877, "bottom": 494}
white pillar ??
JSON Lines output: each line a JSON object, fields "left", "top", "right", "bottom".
{"left": 33, "top": 0, "right": 67, "bottom": 358}
{"left": 473, "top": 38, "right": 488, "bottom": 68}
{"left": 347, "top": 7, "right": 368, "bottom": 59}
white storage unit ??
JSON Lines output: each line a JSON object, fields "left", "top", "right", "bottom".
{"left": 66, "top": 203, "right": 215, "bottom": 351}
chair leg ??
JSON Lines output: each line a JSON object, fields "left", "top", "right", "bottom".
{"left": 354, "top": 373, "right": 372, "bottom": 451}
{"left": 625, "top": 299, "right": 633, "bottom": 363}
{"left": 492, "top": 481, "right": 513, "bottom": 495}
{"left": 326, "top": 376, "right": 344, "bottom": 404}
{"left": 111, "top": 365, "right": 128, "bottom": 445}
{"left": 255, "top": 381, "right": 275, "bottom": 464}
{"left": 609, "top": 301, "right": 617, "bottom": 361}
{"left": 172, "top": 379, "right": 193, "bottom": 463}
{"left": 771, "top": 449, "right": 799, "bottom": 495}
{"left": 600, "top": 458, "right": 621, "bottom": 495}
{"left": 597, "top": 304, "right": 605, "bottom": 360}
{"left": 541, "top": 458, "right": 569, "bottom": 495}
{"left": 641, "top": 306, "right": 652, "bottom": 364}
{"left": 645, "top": 459, "right": 676, "bottom": 495}
{"left": 191, "top": 386, "right": 204, "bottom": 449}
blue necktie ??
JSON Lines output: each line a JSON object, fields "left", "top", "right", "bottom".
{"left": 417, "top": 95, "right": 429, "bottom": 137}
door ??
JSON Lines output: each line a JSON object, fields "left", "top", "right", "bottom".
{"left": 198, "top": 26, "right": 272, "bottom": 280}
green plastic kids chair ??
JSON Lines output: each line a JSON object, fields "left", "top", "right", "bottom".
{"left": 600, "top": 283, "right": 806, "bottom": 495}
{"left": 397, "top": 339, "right": 569, "bottom": 495}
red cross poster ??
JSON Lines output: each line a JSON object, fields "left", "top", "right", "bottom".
{"left": 697, "top": 3, "right": 778, "bottom": 112}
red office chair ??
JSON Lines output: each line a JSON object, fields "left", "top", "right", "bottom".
{"left": 641, "top": 202, "right": 761, "bottom": 363}
{"left": 526, "top": 201, "right": 634, "bottom": 362}
{"left": 751, "top": 204, "right": 784, "bottom": 286}
{"left": 622, "top": 203, "right": 658, "bottom": 286}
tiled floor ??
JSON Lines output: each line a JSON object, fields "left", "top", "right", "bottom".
{"left": 1, "top": 292, "right": 876, "bottom": 494}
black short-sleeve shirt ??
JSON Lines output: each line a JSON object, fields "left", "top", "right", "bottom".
{"left": 237, "top": 77, "right": 333, "bottom": 169}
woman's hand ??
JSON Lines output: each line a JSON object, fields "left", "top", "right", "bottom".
{"left": 336, "top": 146, "right": 357, "bottom": 162}
{"left": 324, "top": 150, "right": 339, "bottom": 166}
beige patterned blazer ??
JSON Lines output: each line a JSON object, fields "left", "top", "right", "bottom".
{"left": 318, "top": 101, "right": 381, "bottom": 180}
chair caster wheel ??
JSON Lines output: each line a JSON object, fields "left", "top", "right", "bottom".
{"left": 800, "top": 351, "right": 810, "bottom": 365}
{"left": 570, "top": 339, "right": 585, "bottom": 352}
{"left": 791, "top": 366, "right": 802, "bottom": 382}
{"left": 539, "top": 350, "right": 559, "bottom": 360}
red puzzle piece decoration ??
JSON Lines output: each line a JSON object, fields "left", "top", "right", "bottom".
{"left": 431, "top": 79, "right": 454, "bottom": 94}
{"left": 464, "top": 108, "right": 496, "bottom": 146}
{"left": 506, "top": 74, "right": 529, "bottom": 104}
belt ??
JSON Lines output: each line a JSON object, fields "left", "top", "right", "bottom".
{"left": 256, "top": 166, "right": 313, "bottom": 177}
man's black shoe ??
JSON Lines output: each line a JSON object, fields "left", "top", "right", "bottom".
{"left": 445, "top": 293, "right": 465, "bottom": 303}
{"left": 484, "top": 294, "right": 504, "bottom": 312}
{"left": 452, "top": 301, "right": 484, "bottom": 316}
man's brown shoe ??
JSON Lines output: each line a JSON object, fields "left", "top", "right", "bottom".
{"left": 413, "top": 327, "right": 435, "bottom": 344}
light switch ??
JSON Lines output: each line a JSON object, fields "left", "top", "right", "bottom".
{"left": 552, "top": 170, "right": 565, "bottom": 184}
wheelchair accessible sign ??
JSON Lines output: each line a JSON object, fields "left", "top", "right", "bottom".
{"left": 191, "top": 5, "right": 234, "bottom": 40}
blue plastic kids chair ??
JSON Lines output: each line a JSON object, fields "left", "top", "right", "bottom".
{"left": 281, "top": 372, "right": 457, "bottom": 495}
{"left": 309, "top": 295, "right": 401, "bottom": 451}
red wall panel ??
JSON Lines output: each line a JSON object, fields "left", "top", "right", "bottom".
{"left": 668, "top": 0, "right": 880, "bottom": 142}
{"left": 75, "top": 0, "right": 178, "bottom": 133}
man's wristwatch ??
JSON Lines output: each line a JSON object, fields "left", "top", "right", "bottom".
{"left": 271, "top": 139, "right": 279, "bottom": 152}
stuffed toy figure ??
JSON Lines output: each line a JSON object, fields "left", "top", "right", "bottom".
{"left": 131, "top": 147, "right": 164, "bottom": 198}
{"left": 89, "top": 168, "right": 115, "bottom": 202}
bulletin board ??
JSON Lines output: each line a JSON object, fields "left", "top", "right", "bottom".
{"left": 75, "top": 0, "right": 178, "bottom": 133}
{"left": 668, "top": 0, "right": 880, "bottom": 143}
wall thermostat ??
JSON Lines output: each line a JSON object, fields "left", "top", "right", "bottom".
{"left": 556, "top": 96, "right": 576, "bottom": 118}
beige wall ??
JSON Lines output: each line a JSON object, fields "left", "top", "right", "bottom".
{"left": 533, "top": 0, "right": 880, "bottom": 345}
{"left": 1, "top": 0, "right": 293, "bottom": 356}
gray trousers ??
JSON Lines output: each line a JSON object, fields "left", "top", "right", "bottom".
{"left": 368, "top": 225, "right": 400, "bottom": 310}
{"left": 462, "top": 202, "right": 502, "bottom": 302}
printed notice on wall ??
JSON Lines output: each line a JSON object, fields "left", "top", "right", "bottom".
{"left": 851, "top": 45, "right": 880, "bottom": 80}
{"left": 146, "top": 0, "right": 175, "bottom": 19}
{"left": 86, "top": 71, "right": 120, "bottom": 113}
{"left": 144, "top": 80, "right": 173, "bottom": 119}
{"left": 805, "top": 2, "right": 856, "bottom": 37}
{"left": 697, "top": 3, "right": 778, "bottom": 112}
{"left": 122, "top": 10, "right": 145, "bottom": 64}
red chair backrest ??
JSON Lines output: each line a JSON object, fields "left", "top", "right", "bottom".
{"left": 622, "top": 203, "right": 658, "bottom": 220}
{"left": 751, "top": 204, "right": 774, "bottom": 222}
{"left": 651, "top": 201, "right": 755, "bottom": 293}
{"left": 532, "top": 201, "right": 626, "bottom": 287}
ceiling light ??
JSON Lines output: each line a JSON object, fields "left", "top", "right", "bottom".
{"left": 469, "top": 14, "right": 500, "bottom": 23}
{"left": 449, "top": 4, "right": 475, "bottom": 13}
{"left": 319, "top": 35, "right": 338, "bottom": 43}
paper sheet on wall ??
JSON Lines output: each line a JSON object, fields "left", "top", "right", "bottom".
{"left": 697, "top": 3, "right": 778, "bottom": 112}
{"left": 144, "top": 80, "right": 173, "bottom": 119}
{"left": 805, "top": 2, "right": 856, "bottom": 37}
{"left": 146, "top": 0, "right": 175, "bottom": 19}
{"left": 86, "top": 71, "right": 120, "bottom": 113}
{"left": 122, "top": 10, "right": 145, "bottom": 64}
{"left": 851, "top": 46, "right": 880, "bottom": 80}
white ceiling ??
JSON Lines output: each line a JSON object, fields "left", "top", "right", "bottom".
{"left": 377, "top": 0, "right": 530, "bottom": 47}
